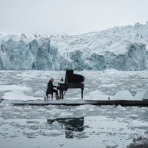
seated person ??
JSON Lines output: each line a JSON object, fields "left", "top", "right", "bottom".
{"left": 46, "top": 78, "right": 61, "bottom": 99}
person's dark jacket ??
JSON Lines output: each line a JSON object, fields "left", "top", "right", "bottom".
{"left": 46, "top": 80, "right": 56, "bottom": 93}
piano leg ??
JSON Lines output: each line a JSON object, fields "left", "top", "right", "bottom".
{"left": 61, "top": 90, "right": 63, "bottom": 99}
{"left": 60, "top": 90, "right": 62, "bottom": 98}
{"left": 81, "top": 88, "right": 84, "bottom": 99}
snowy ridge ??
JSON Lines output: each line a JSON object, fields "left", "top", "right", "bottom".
{"left": 0, "top": 22, "right": 148, "bottom": 70}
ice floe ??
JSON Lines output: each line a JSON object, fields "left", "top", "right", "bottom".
{"left": 58, "top": 112, "right": 73, "bottom": 118}
{"left": 43, "top": 130, "right": 62, "bottom": 136}
{"left": 26, "top": 121, "right": 40, "bottom": 124}
{"left": 0, "top": 85, "right": 32, "bottom": 91}
{"left": 23, "top": 130, "right": 37, "bottom": 135}
{"left": 126, "top": 114, "right": 139, "bottom": 118}
{"left": 105, "top": 143, "right": 118, "bottom": 148}
{"left": 128, "top": 120, "right": 148, "bottom": 128}
{"left": 100, "top": 84, "right": 117, "bottom": 88}
{"left": 2, "top": 90, "right": 42, "bottom": 100}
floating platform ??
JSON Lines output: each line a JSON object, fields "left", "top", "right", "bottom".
{"left": 1, "top": 99, "right": 148, "bottom": 106}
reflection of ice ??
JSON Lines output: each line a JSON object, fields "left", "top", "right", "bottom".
{"left": 47, "top": 117, "right": 84, "bottom": 138}
{"left": 43, "top": 130, "right": 63, "bottom": 137}
{"left": 26, "top": 121, "right": 40, "bottom": 124}
{"left": 105, "top": 143, "right": 118, "bottom": 148}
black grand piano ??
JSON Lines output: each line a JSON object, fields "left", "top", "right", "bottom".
{"left": 57, "top": 70, "right": 84, "bottom": 99}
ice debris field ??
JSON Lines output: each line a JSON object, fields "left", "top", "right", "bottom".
{"left": 1, "top": 70, "right": 148, "bottom": 148}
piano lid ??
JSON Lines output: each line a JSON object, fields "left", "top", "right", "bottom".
{"left": 65, "top": 70, "right": 85, "bottom": 83}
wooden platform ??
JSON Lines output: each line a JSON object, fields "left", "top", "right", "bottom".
{"left": 1, "top": 99, "right": 148, "bottom": 106}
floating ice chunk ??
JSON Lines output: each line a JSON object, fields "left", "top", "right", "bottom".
{"left": 128, "top": 134, "right": 148, "bottom": 148}
{"left": 112, "top": 90, "right": 133, "bottom": 100}
{"left": 128, "top": 120, "right": 148, "bottom": 128}
{"left": 133, "top": 134, "right": 148, "bottom": 142}
{"left": 12, "top": 106, "right": 22, "bottom": 111}
{"left": 76, "top": 105, "right": 87, "bottom": 111}
{"left": 37, "top": 108, "right": 47, "bottom": 112}
{"left": 100, "top": 84, "right": 116, "bottom": 88}
{"left": 51, "top": 121, "right": 60, "bottom": 127}
{"left": 74, "top": 132, "right": 88, "bottom": 138}
{"left": 117, "top": 105, "right": 125, "bottom": 109}
{"left": 43, "top": 130, "right": 62, "bottom": 136}
{"left": 59, "top": 143, "right": 64, "bottom": 147}
{"left": 58, "top": 112, "right": 73, "bottom": 118}
{"left": 127, "top": 114, "right": 138, "bottom": 118}
{"left": 24, "top": 106, "right": 32, "bottom": 111}
{"left": 89, "top": 108, "right": 95, "bottom": 111}
{"left": 23, "top": 130, "right": 36, "bottom": 135}
{"left": 105, "top": 143, "right": 118, "bottom": 148}
{"left": 75, "top": 105, "right": 96, "bottom": 112}
{"left": 0, "top": 104, "right": 5, "bottom": 108}
{"left": 26, "top": 121, "right": 40, "bottom": 124}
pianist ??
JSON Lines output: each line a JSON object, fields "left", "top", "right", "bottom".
{"left": 46, "top": 78, "right": 61, "bottom": 100}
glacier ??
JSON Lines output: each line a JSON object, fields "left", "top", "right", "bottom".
{"left": 0, "top": 22, "right": 148, "bottom": 70}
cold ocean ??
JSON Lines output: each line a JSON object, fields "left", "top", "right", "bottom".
{"left": 0, "top": 70, "right": 148, "bottom": 148}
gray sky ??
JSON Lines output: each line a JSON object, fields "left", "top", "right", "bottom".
{"left": 0, "top": 0, "right": 148, "bottom": 35}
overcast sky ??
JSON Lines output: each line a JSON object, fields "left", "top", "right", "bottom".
{"left": 0, "top": 0, "right": 148, "bottom": 35}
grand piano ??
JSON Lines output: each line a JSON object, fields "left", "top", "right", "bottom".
{"left": 57, "top": 70, "right": 85, "bottom": 99}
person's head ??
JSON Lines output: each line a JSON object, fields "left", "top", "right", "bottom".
{"left": 50, "top": 78, "right": 54, "bottom": 82}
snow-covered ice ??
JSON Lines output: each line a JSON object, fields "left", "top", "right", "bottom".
{"left": 0, "top": 85, "right": 31, "bottom": 91}
{"left": 0, "top": 23, "right": 148, "bottom": 71}
{"left": 2, "top": 90, "right": 42, "bottom": 100}
{"left": 128, "top": 120, "right": 148, "bottom": 128}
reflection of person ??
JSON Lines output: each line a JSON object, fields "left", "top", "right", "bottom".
{"left": 47, "top": 117, "right": 84, "bottom": 138}
{"left": 46, "top": 78, "right": 61, "bottom": 99}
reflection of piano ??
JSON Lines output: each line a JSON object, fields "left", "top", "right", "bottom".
{"left": 47, "top": 117, "right": 84, "bottom": 138}
{"left": 57, "top": 70, "right": 85, "bottom": 99}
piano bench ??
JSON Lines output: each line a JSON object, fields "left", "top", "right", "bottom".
{"left": 47, "top": 92, "right": 53, "bottom": 100}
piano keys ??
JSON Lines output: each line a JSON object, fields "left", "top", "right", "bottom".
{"left": 57, "top": 70, "right": 85, "bottom": 99}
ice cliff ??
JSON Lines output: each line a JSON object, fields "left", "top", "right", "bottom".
{"left": 0, "top": 22, "right": 148, "bottom": 70}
